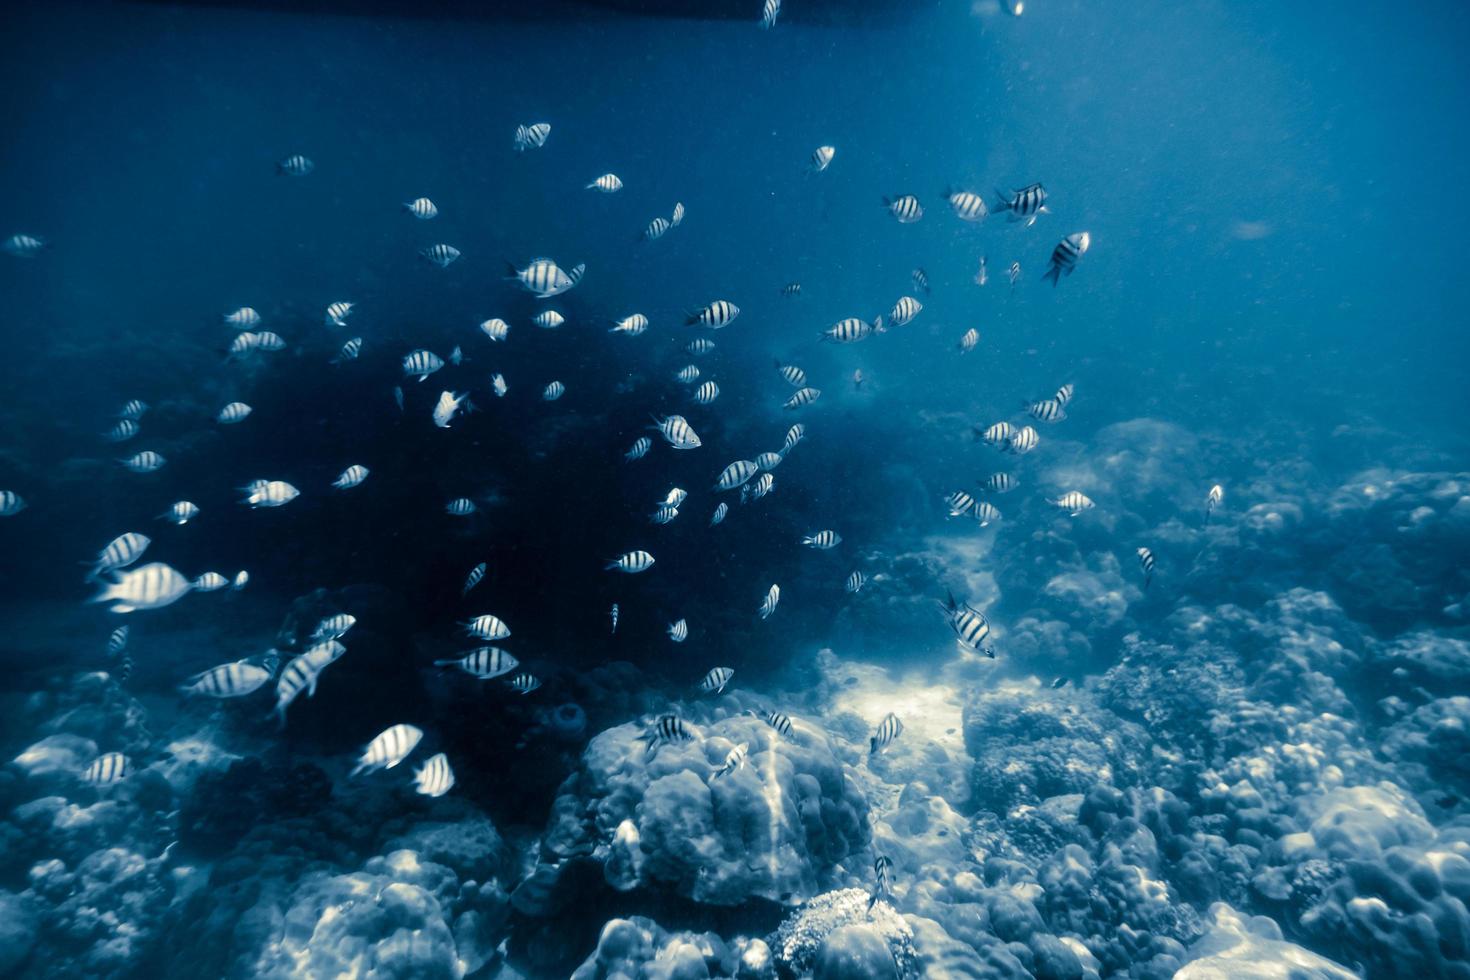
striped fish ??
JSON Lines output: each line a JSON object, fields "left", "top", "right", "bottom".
{"left": 802, "top": 530, "right": 841, "bottom": 549}
{"left": 402, "top": 349, "right": 444, "bottom": 382}
{"left": 333, "top": 337, "right": 363, "bottom": 363}
{"left": 513, "top": 122, "right": 551, "bottom": 151}
{"left": 491, "top": 374, "right": 507, "bottom": 397}
{"left": 783, "top": 387, "right": 821, "bottom": 410}
{"left": 1137, "top": 546, "right": 1156, "bottom": 588}
{"left": 809, "top": 145, "right": 834, "bottom": 172}
{"left": 820, "top": 316, "right": 878, "bottom": 343}
{"left": 445, "top": 498, "right": 477, "bottom": 516}
{"left": 710, "top": 502, "right": 728, "bottom": 526}
{"left": 607, "top": 550, "right": 656, "bottom": 574}
{"left": 420, "top": 243, "right": 461, "bottom": 268}
{"left": 776, "top": 361, "right": 807, "bottom": 387}
{"left": 181, "top": 660, "right": 272, "bottom": 698}
{"left": 120, "top": 451, "right": 166, "bottom": 473}
{"left": 974, "top": 502, "right": 1002, "bottom": 526}
{"left": 242, "top": 480, "right": 299, "bottom": 508}
{"left": 351, "top": 724, "right": 424, "bottom": 776}
{"left": 105, "top": 419, "right": 138, "bottom": 442}
{"left": 869, "top": 712, "right": 903, "bottom": 754}
{"left": 687, "top": 338, "right": 716, "bottom": 355}
{"left": 193, "top": 572, "right": 230, "bottom": 591}
{"left": 276, "top": 154, "right": 313, "bottom": 176}
{"left": 783, "top": 424, "right": 805, "bottom": 452}
{"left": 332, "top": 465, "right": 369, "bottom": 489}
{"left": 977, "top": 420, "right": 1013, "bottom": 447}
{"left": 751, "top": 708, "right": 792, "bottom": 736}
{"left": 671, "top": 202, "right": 684, "bottom": 226}
{"left": 118, "top": 399, "right": 149, "bottom": 420}
{"left": 981, "top": 472, "right": 1017, "bottom": 494}
{"left": 4, "top": 234, "right": 46, "bottom": 257}
{"left": 610, "top": 603, "right": 619, "bottom": 634}
{"left": 611, "top": 313, "right": 648, "bottom": 336}
{"left": 1007, "top": 261, "right": 1021, "bottom": 288}
{"left": 884, "top": 194, "right": 923, "bottom": 223}
{"left": 698, "top": 666, "right": 733, "bottom": 694}
{"left": 532, "top": 310, "right": 565, "bottom": 330}
{"left": 480, "top": 318, "right": 510, "bottom": 342}
{"left": 889, "top": 296, "right": 923, "bottom": 326}
{"left": 668, "top": 619, "right": 689, "bottom": 643}
{"left": 414, "top": 753, "right": 455, "bottom": 796}
{"left": 89, "top": 532, "right": 151, "bottom": 580}
{"left": 652, "top": 414, "right": 702, "bottom": 449}
{"left": 586, "top": 173, "right": 623, "bottom": 193}
{"left": 223, "top": 307, "right": 260, "bottom": 327}
{"left": 107, "top": 625, "right": 129, "bottom": 656}
{"left": 403, "top": 197, "right": 438, "bottom": 219}
{"left": 312, "top": 613, "right": 357, "bottom": 641}
{"left": 1026, "top": 398, "right": 1067, "bottom": 423}
{"left": 462, "top": 614, "right": 511, "bottom": 640}
{"left": 217, "top": 401, "right": 252, "bottom": 424}
{"left": 676, "top": 364, "right": 700, "bottom": 384}
{"left": 643, "top": 216, "right": 671, "bottom": 241}
{"left": 687, "top": 300, "right": 740, "bottom": 329}
{"left": 714, "top": 459, "right": 760, "bottom": 491}
{"left": 758, "top": 583, "right": 780, "bottom": 620}
{"left": 82, "top": 752, "right": 131, "bottom": 784}
{"left": 712, "top": 741, "right": 748, "bottom": 778}
{"left": 869, "top": 855, "right": 894, "bottom": 910}
{"left": 463, "top": 562, "right": 487, "bottom": 596}
{"left": 759, "top": 0, "right": 781, "bottom": 29}
{"left": 1055, "top": 383, "right": 1075, "bottom": 406}
{"left": 436, "top": 646, "right": 519, "bottom": 679}
{"left": 1042, "top": 232, "right": 1091, "bottom": 286}
{"left": 692, "top": 381, "right": 720, "bottom": 405}
{"left": 1007, "top": 426, "right": 1040, "bottom": 455}
{"left": 997, "top": 183, "right": 1048, "bottom": 225}
{"left": 741, "top": 472, "right": 774, "bottom": 504}
{"left": 325, "top": 301, "right": 353, "bottom": 326}
{"left": 1207, "top": 484, "right": 1224, "bottom": 520}
{"left": 625, "top": 436, "right": 652, "bottom": 461}
{"left": 1051, "top": 491, "right": 1094, "bottom": 516}
{"left": 232, "top": 571, "right": 249, "bottom": 590}
{"left": 92, "top": 561, "right": 192, "bottom": 613}
{"left": 958, "top": 328, "right": 979, "bottom": 354}
{"left": 976, "top": 256, "right": 988, "bottom": 286}
{"left": 272, "top": 641, "right": 347, "bottom": 725}
{"left": 781, "top": 282, "right": 802, "bottom": 297}
{"left": 542, "top": 380, "right": 565, "bottom": 401}
{"left": 943, "top": 591, "right": 991, "bottom": 651}
{"left": 159, "top": 501, "right": 199, "bottom": 524}
{"left": 638, "top": 714, "right": 697, "bottom": 754}
{"left": 509, "top": 257, "right": 577, "bottom": 298}
{"left": 945, "top": 187, "right": 989, "bottom": 221}
{"left": 508, "top": 672, "right": 542, "bottom": 695}
{"left": 755, "top": 452, "right": 783, "bottom": 471}
{"left": 912, "top": 267, "right": 930, "bottom": 295}
{"left": 116, "top": 653, "right": 133, "bottom": 683}
{"left": 945, "top": 491, "right": 976, "bottom": 518}
{"left": 845, "top": 570, "right": 866, "bottom": 594}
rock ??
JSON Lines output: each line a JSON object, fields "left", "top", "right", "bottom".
{"left": 815, "top": 924, "right": 900, "bottom": 980}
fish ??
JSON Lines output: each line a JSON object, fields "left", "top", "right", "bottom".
{"left": 1051, "top": 491, "right": 1094, "bottom": 516}
{"left": 783, "top": 424, "right": 805, "bottom": 452}
{"left": 668, "top": 619, "right": 689, "bottom": 643}
{"left": 869, "top": 855, "right": 894, "bottom": 910}
{"left": 4, "top": 234, "right": 47, "bottom": 257}
{"left": 436, "top": 646, "right": 519, "bottom": 679}
{"left": 420, "top": 243, "right": 461, "bottom": 268}
{"left": 1007, "top": 261, "right": 1021, "bottom": 287}
{"left": 781, "top": 282, "right": 802, "bottom": 297}
{"left": 759, "top": 0, "right": 781, "bottom": 29}
{"left": 462, "top": 614, "right": 511, "bottom": 640}
{"left": 1051, "top": 676, "right": 1070, "bottom": 689}
{"left": 755, "top": 452, "right": 783, "bottom": 471}
{"left": 276, "top": 154, "right": 313, "bottom": 176}
{"left": 232, "top": 571, "right": 249, "bottom": 590}
{"left": 943, "top": 591, "right": 991, "bottom": 652}
{"left": 912, "top": 267, "right": 930, "bottom": 294}
{"left": 996, "top": 182, "right": 1048, "bottom": 225}
{"left": 889, "top": 296, "right": 922, "bottom": 326}
{"left": 980, "top": 472, "right": 1018, "bottom": 493}
{"left": 710, "top": 502, "right": 729, "bottom": 526}
{"left": 698, "top": 666, "right": 733, "bottom": 694}
{"left": 180, "top": 660, "right": 272, "bottom": 698}
{"left": 433, "top": 390, "right": 472, "bottom": 428}
{"left": 272, "top": 642, "right": 348, "bottom": 725}
{"left": 403, "top": 349, "right": 445, "bottom": 382}
{"left": 652, "top": 414, "right": 702, "bottom": 449}
{"left": 227, "top": 331, "right": 286, "bottom": 357}
{"left": 413, "top": 753, "right": 455, "bottom": 796}
{"left": 884, "top": 194, "right": 923, "bottom": 223}
{"left": 2, "top": 490, "right": 29, "bottom": 516}
{"left": 783, "top": 387, "right": 821, "bottom": 410}
{"left": 687, "top": 338, "right": 716, "bottom": 355}
{"left": 712, "top": 741, "right": 748, "bottom": 778}
{"left": 637, "top": 714, "right": 697, "bottom": 753}
{"left": 507, "top": 672, "right": 542, "bottom": 695}
{"left": 88, "top": 532, "right": 151, "bottom": 580}
{"left": 117, "top": 399, "right": 149, "bottom": 420}
{"left": 1054, "top": 383, "right": 1075, "bottom": 406}
{"left": 610, "top": 603, "right": 619, "bottom": 634}
{"left": 463, "top": 563, "right": 487, "bottom": 595}
{"left": 120, "top": 451, "right": 166, "bottom": 473}
{"left": 542, "top": 381, "right": 565, "bottom": 401}
{"left": 351, "top": 724, "right": 424, "bottom": 776}
{"left": 687, "top": 300, "right": 740, "bottom": 329}
{"left": 81, "top": 752, "right": 131, "bottom": 784}
{"left": 958, "top": 327, "right": 979, "bottom": 353}
{"left": 393, "top": 387, "right": 405, "bottom": 411}
{"left": 693, "top": 381, "right": 720, "bottom": 405}
{"left": 845, "top": 570, "right": 867, "bottom": 594}
{"left": 741, "top": 472, "right": 775, "bottom": 504}
{"left": 758, "top": 583, "right": 780, "bottom": 620}
{"left": 404, "top": 197, "right": 438, "bottom": 219}
{"left": 107, "top": 626, "right": 129, "bottom": 656}
{"left": 491, "top": 374, "right": 508, "bottom": 397}
{"left": 775, "top": 361, "right": 807, "bottom": 387}
{"left": 607, "top": 550, "right": 656, "bottom": 573}
{"left": 676, "top": 364, "right": 701, "bottom": 384}
{"left": 974, "top": 257, "right": 988, "bottom": 287}
{"left": 480, "top": 318, "right": 510, "bottom": 342}
{"left": 92, "top": 562, "right": 193, "bottom": 613}
{"left": 216, "top": 401, "right": 252, "bottom": 424}
{"left": 193, "top": 572, "right": 230, "bottom": 591}
{"left": 532, "top": 310, "right": 565, "bottom": 329}
{"left": 223, "top": 307, "right": 261, "bottom": 327}
{"left": 869, "top": 712, "right": 903, "bottom": 754}
{"left": 945, "top": 491, "right": 976, "bottom": 518}
{"left": 1042, "top": 232, "right": 1091, "bottom": 286}
{"left": 625, "top": 436, "right": 653, "bottom": 461}
{"left": 445, "top": 498, "right": 478, "bottom": 516}
{"left": 944, "top": 187, "right": 989, "bottom": 221}
{"left": 750, "top": 708, "right": 793, "bottom": 737}
{"left": 976, "top": 420, "right": 1013, "bottom": 447}
{"left": 324, "top": 301, "right": 353, "bottom": 327}
{"left": 116, "top": 655, "right": 132, "bottom": 683}
{"left": 448, "top": 345, "right": 463, "bottom": 366}
{"left": 643, "top": 216, "right": 672, "bottom": 241}
{"left": 611, "top": 313, "right": 648, "bottom": 337}
{"left": 333, "top": 337, "right": 363, "bottom": 363}
{"left": 508, "top": 257, "right": 578, "bottom": 298}
{"left": 820, "top": 316, "right": 879, "bottom": 343}
{"left": 1207, "top": 484, "right": 1224, "bottom": 520}
{"left": 974, "top": 501, "right": 1002, "bottom": 526}
{"left": 714, "top": 459, "right": 760, "bottom": 491}
{"left": 671, "top": 202, "right": 685, "bottom": 226}
{"left": 1026, "top": 398, "right": 1067, "bottom": 423}
{"left": 809, "top": 145, "right": 834, "bottom": 172}
{"left": 241, "top": 480, "right": 299, "bottom": 508}
{"left": 802, "top": 530, "right": 841, "bottom": 549}
{"left": 513, "top": 122, "right": 551, "bottom": 151}
{"left": 1007, "top": 426, "right": 1040, "bottom": 455}
{"left": 1137, "top": 547, "right": 1156, "bottom": 588}
{"left": 586, "top": 173, "right": 623, "bottom": 193}
{"left": 332, "top": 465, "right": 369, "bottom": 490}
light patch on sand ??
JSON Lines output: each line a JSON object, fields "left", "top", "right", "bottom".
{"left": 829, "top": 660, "right": 966, "bottom": 754}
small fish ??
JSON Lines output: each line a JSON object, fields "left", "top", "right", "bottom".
{"left": 120, "top": 451, "right": 166, "bottom": 473}
{"left": 351, "top": 724, "right": 424, "bottom": 776}
{"left": 676, "top": 364, "right": 701, "bottom": 384}
{"left": 759, "top": 0, "right": 781, "bottom": 29}
{"left": 698, "top": 666, "right": 733, "bottom": 694}
{"left": 958, "top": 328, "right": 979, "bottom": 354}
{"left": 820, "top": 316, "right": 879, "bottom": 343}
{"left": 463, "top": 562, "right": 487, "bottom": 595}
{"left": 755, "top": 452, "right": 783, "bottom": 472}
{"left": 491, "top": 374, "right": 508, "bottom": 398}
{"left": 869, "top": 712, "right": 903, "bottom": 754}
{"left": 532, "top": 310, "right": 565, "bottom": 329}
{"left": 420, "top": 243, "right": 461, "bottom": 268}
{"left": 81, "top": 752, "right": 131, "bottom": 784}
{"left": 223, "top": 307, "right": 260, "bottom": 327}
{"left": 1051, "top": 676, "right": 1070, "bottom": 689}
{"left": 687, "top": 300, "right": 740, "bottom": 329}
{"left": 652, "top": 414, "right": 702, "bottom": 449}
{"left": 889, "top": 295, "right": 923, "bottom": 326}
{"left": 783, "top": 387, "right": 821, "bottom": 410}
{"left": 403, "top": 349, "right": 445, "bottom": 382}
{"left": 781, "top": 282, "right": 802, "bottom": 297}
{"left": 883, "top": 194, "right": 923, "bottom": 223}
{"left": 692, "top": 380, "right": 720, "bottom": 405}
{"left": 869, "top": 855, "right": 894, "bottom": 910}
{"left": 741, "top": 472, "right": 775, "bottom": 504}
{"left": 449, "top": 345, "right": 463, "bottom": 366}
{"left": 1007, "top": 426, "right": 1040, "bottom": 455}
{"left": 158, "top": 501, "right": 199, "bottom": 525}
{"left": 445, "top": 498, "right": 477, "bottom": 516}
{"left": 272, "top": 641, "right": 347, "bottom": 725}
{"left": 332, "top": 464, "right": 369, "bottom": 489}
{"left": 216, "top": 401, "right": 253, "bottom": 424}
{"left": 276, "top": 154, "right": 313, "bottom": 176}
{"left": 433, "top": 390, "right": 472, "bottom": 428}
{"left": 976, "top": 420, "right": 1013, "bottom": 447}
{"left": 845, "top": 570, "right": 866, "bottom": 594}
{"left": 996, "top": 183, "right": 1048, "bottom": 225}
{"left": 853, "top": 369, "right": 864, "bottom": 390}
{"left": 542, "top": 380, "right": 565, "bottom": 401}
{"left": 974, "top": 257, "right": 988, "bottom": 287}
{"left": 312, "top": 613, "right": 357, "bottom": 641}
{"left": 710, "top": 502, "right": 729, "bottom": 526}
{"left": 809, "top": 144, "right": 834, "bottom": 172}
{"left": 1207, "top": 484, "right": 1225, "bottom": 521}
{"left": 116, "top": 654, "right": 133, "bottom": 683}
{"left": 1137, "top": 546, "right": 1156, "bottom": 588}
{"left": 663, "top": 487, "right": 688, "bottom": 508}
{"left": 333, "top": 337, "right": 363, "bottom": 363}
{"left": 643, "top": 216, "right": 671, "bottom": 241}
{"left": 1051, "top": 491, "right": 1094, "bottom": 516}
{"left": 241, "top": 480, "right": 299, "bottom": 508}
{"left": 513, "top": 122, "right": 551, "bottom": 151}
{"left": 625, "top": 436, "right": 653, "bottom": 461}
{"left": 193, "top": 572, "right": 230, "bottom": 592}
{"left": 758, "top": 583, "right": 780, "bottom": 620}
{"left": 436, "top": 646, "right": 518, "bottom": 679}
{"left": 480, "top": 318, "right": 510, "bottom": 342}
{"left": 943, "top": 591, "right": 991, "bottom": 652}
{"left": 414, "top": 753, "right": 455, "bottom": 796}
{"left": 668, "top": 619, "right": 689, "bottom": 643}
{"left": 687, "top": 338, "right": 716, "bottom": 355}
{"left": 117, "top": 399, "right": 149, "bottom": 420}
{"left": 751, "top": 708, "right": 792, "bottom": 736}
{"left": 509, "top": 257, "right": 578, "bottom": 298}
{"left": 638, "top": 713, "right": 697, "bottom": 753}
{"left": 607, "top": 550, "right": 655, "bottom": 574}
{"left": 1042, "top": 232, "right": 1091, "bottom": 286}
{"left": 107, "top": 625, "right": 129, "bottom": 656}
{"left": 325, "top": 301, "right": 353, "bottom": 327}
{"left": 1007, "top": 261, "right": 1021, "bottom": 287}
{"left": 1054, "top": 383, "right": 1075, "bottom": 406}
{"left": 88, "top": 532, "right": 151, "bottom": 580}
{"left": 714, "top": 459, "right": 760, "bottom": 492}
{"left": 611, "top": 313, "right": 649, "bottom": 337}
{"left": 393, "top": 387, "right": 405, "bottom": 412}
{"left": 974, "top": 501, "right": 1002, "bottom": 526}
{"left": 783, "top": 423, "right": 805, "bottom": 452}
{"left": 462, "top": 614, "right": 511, "bottom": 640}
{"left": 910, "top": 268, "right": 931, "bottom": 295}
{"left": 610, "top": 602, "right": 620, "bottom": 634}
{"left": 587, "top": 173, "right": 623, "bottom": 193}
{"left": 232, "top": 571, "right": 249, "bottom": 590}
{"left": 671, "top": 202, "right": 684, "bottom": 226}
{"left": 4, "top": 234, "right": 47, "bottom": 257}
{"left": 712, "top": 741, "right": 748, "bottom": 778}
{"left": 92, "top": 561, "right": 194, "bottom": 613}
{"left": 802, "top": 530, "right": 841, "bottom": 549}
{"left": 404, "top": 197, "right": 438, "bottom": 219}
{"left": 945, "top": 491, "right": 977, "bottom": 518}
{"left": 775, "top": 361, "right": 807, "bottom": 387}
{"left": 181, "top": 660, "right": 272, "bottom": 698}
{"left": 980, "top": 472, "right": 1017, "bottom": 494}
{"left": 508, "top": 672, "right": 542, "bottom": 695}
{"left": 1026, "top": 398, "right": 1067, "bottom": 423}
{"left": 944, "top": 187, "right": 989, "bottom": 221}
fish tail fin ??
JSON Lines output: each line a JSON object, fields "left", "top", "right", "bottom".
{"left": 869, "top": 737, "right": 878, "bottom": 754}
{"left": 348, "top": 761, "right": 368, "bottom": 778}
{"left": 1042, "top": 265, "right": 1061, "bottom": 286}
{"left": 868, "top": 893, "right": 880, "bottom": 912}
{"left": 504, "top": 261, "right": 521, "bottom": 280}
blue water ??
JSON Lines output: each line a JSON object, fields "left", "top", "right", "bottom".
{"left": 1, "top": 1, "right": 1468, "bottom": 977}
